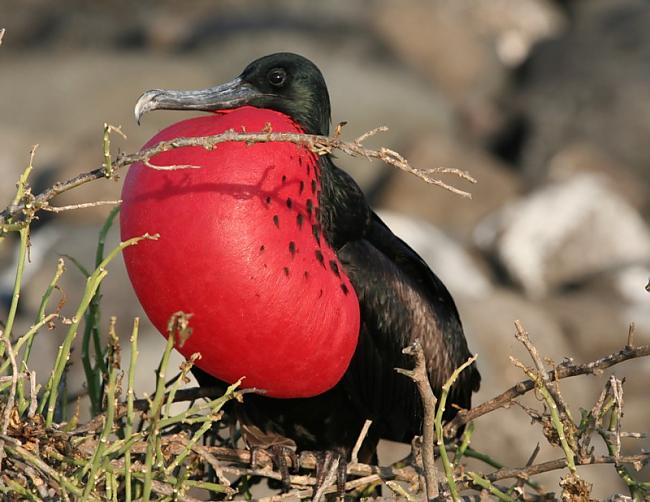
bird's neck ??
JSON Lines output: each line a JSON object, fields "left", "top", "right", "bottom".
{"left": 317, "top": 156, "right": 370, "bottom": 250}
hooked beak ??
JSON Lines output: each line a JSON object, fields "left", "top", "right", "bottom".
{"left": 134, "top": 77, "right": 261, "bottom": 124}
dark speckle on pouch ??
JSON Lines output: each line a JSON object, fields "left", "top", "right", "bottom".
{"left": 312, "top": 224, "right": 321, "bottom": 245}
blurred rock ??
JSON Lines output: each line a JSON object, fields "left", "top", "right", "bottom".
{"left": 373, "top": 0, "right": 504, "bottom": 104}
{"left": 373, "top": 0, "right": 564, "bottom": 143}
{"left": 377, "top": 210, "right": 493, "bottom": 299}
{"left": 475, "top": 174, "right": 650, "bottom": 298}
{"left": 377, "top": 132, "right": 521, "bottom": 241}
{"left": 547, "top": 142, "right": 648, "bottom": 212}
{"left": 517, "top": 0, "right": 650, "bottom": 208}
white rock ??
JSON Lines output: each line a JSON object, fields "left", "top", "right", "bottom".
{"left": 474, "top": 174, "right": 650, "bottom": 297}
{"left": 615, "top": 265, "right": 650, "bottom": 333}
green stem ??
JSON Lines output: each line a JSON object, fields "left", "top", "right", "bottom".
{"left": 15, "top": 259, "right": 65, "bottom": 414}
{"left": 142, "top": 318, "right": 180, "bottom": 502}
{"left": 435, "top": 355, "right": 477, "bottom": 501}
{"left": 125, "top": 317, "right": 139, "bottom": 502}
{"left": 82, "top": 205, "right": 120, "bottom": 416}
{"left": 453, "top": 422, "right": 474, "bottom": 465}
{"left": 466, "top": 472, "right": 516, "bottom": 501}
{"left": 1, "top": 479, "right": 40, "bottom": 501}
{"left": 1, "top": 147, "right": 37, "bottom": 350}
{"left": 3, "top": 442, "right": 91, "bottom": 500}
{"left": 2, "top": 226, "right": 29, "bottom": 355}
{"left": 80, "top": 334, "right": 120, "bottom": 500}
{"left": 24, "top": 257, "right": 65, "bottom": 364}
{"left": 385, "top": 480, "right": 417, "bottom": 502}
{"left": 164, "top": 419, "right": 213, "bottom": 476}
{"left": 522, "top": 367, "right": 577, "bottom": 474}
{"left": 0, "top": 313, "right": 58, "bottom": 381}
{"left": 158, "top": 380, "right": 240, "bottom": 429}
{"left": 600, "top": 394, "right": 650, "bottom": 500}
{"left": 164, "top": 360, "right": 197, "bottom": 418}
{"left": 40, "top": 234, "right": 156, "bottom": 425}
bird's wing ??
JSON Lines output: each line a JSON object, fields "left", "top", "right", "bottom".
{"left": 337, "top": 211, "right": 480, "bottom": 441}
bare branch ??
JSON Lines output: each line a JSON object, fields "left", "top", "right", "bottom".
{"left": 1, "top": 332, "right": 18, "bottom": 435}
{"left": 396, "top": 341, "right": 439, "bottom": 500}
{"left": 482, "top": 453, "right": 649, "bottom": 485}
{"left": 446, "top": 343, "right": 650, "bottom": 437}
{"left": 0, "top": 127, "right": 476, "bottom": 232}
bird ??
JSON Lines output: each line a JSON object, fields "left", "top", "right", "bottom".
{"left": 122, "top": 52, "right": 480, "bottom": 480}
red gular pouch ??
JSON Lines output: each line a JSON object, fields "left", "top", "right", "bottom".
{"left": 120, "top": 106, "right": 360, "bottom": 398}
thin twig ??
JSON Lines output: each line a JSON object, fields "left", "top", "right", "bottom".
{"left": 42, "top": 200, "right": 122, "bottom": 213}
{"left": 1, "top": 333, "right": 18, "bottom": 435}
{"left": 191, "top": 443, "right": 231, "bottom": 487}
{"left": 626, "top": 322, "right": 635, "bottom": 348}
{"left": 350, "top": 419, "right": 372, "bottom": 465}
{"left": 27, "top": 371, "right": 38, "bottom": 418}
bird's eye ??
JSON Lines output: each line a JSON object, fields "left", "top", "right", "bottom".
{"left": 267, "top": 68, "right": 287, "bottom": 87}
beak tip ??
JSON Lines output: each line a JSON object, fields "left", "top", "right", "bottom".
{"left": 134, "top": 90, "right": 160, "bottom": 126}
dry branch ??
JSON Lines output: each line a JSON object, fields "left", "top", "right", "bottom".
{"left": 396, "top": 341, "right": 439, "bottom": 499}
{"left": 446, "top": 342, "right": 650, "bottom": 437}
{"left": 0, "top": 127, "right": 475, "bottom": 233}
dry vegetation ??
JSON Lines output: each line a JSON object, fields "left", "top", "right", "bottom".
{"left": 0, "top": 122, "right": 648, "bottom": 502}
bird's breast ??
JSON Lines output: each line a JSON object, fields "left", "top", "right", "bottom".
{"left": 120, "top": 107, "right": 360, "bottom": 397}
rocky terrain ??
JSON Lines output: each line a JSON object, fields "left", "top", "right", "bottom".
{"left": 1, "top": 0, "right": 649, "bottom": 498}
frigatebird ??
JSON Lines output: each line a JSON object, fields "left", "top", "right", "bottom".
{"left": 122, "top": 52, "right": 480, "bottom": 483}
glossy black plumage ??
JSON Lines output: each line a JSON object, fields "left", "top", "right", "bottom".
{"left": 139, "top": 52, "right": 481, "bottom": 460}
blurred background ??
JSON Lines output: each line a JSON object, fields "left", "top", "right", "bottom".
{"left": 1, "top": 0, "right": 649, "bottom": 498}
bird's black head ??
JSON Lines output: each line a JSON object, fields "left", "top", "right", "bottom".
{"left": 135, "top": 52, "right": 331, "bottom": 135}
